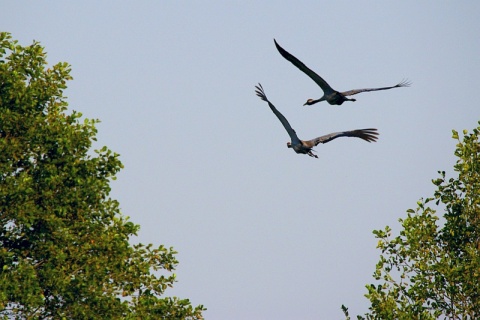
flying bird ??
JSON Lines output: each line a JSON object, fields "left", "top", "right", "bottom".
{"left": 255, "top": 83, "right": 378, "bottom": 158}
{"left": 274, "top": 39, "right": 410, "bottom": 106}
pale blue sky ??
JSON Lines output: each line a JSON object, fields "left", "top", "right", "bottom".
{"left": 2, "top": 2, "right": 479, "bottom": 319}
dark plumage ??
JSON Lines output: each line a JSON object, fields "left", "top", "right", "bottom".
{"left": 274, "top": 39, "right": 410, "bottom": 106}
{"left": 255, "top": 83, "right": 378, "bottom": 158}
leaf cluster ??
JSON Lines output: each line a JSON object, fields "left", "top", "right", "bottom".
{"left": 344, "top": 123, "right": 480, "bottom": 319}
{"left": 0, "top": 32, "right": 204, "bottom": 319}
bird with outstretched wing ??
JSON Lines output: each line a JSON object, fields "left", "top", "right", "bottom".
{"left": 274, "top": 39, "right": 410, "bottom": 106}
{"left": 255, "top": 83, "right": 379, "bottom": 158}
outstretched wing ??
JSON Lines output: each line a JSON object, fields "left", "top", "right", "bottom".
{"left": 255, "top": 83, "right": 301, "bottom": 145}
{"left": 340, "top": 79, "right": 411, "bottom": 97}
{"left": 304, "top": 128, "right": 379, "bottom": 147}
{"left": 274, "top": 39, "right": 335, "bottom": 95}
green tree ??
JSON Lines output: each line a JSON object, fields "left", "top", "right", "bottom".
{"left": 0, "top": 32, "right": 204, "bottom": 319}
{"left": 343, "top": 123, "right": 480, "bottom": 319}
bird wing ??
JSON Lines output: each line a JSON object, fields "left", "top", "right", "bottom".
{"left": 304, "top": 128, "right": 379, "bottom": 147}
{"left": 255, "top": 84, "right": 301, "bottom": 145}
{"left": 274, "top": 39, "right": 334, "bottom": 95}
{"left": 340, "top": 79, "right": 411, "bottom": 97}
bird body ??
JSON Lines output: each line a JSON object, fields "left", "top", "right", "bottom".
{"left": 308, "top": 91, "right": 356, "bottom": 106}
{"left": 274, "top": 39, "right": 410, "bottom": 106}
{"left": 255, "top": 83, "right": 378, "bottom": 158}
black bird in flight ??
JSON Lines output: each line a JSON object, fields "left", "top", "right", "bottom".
{"left": 255, "top": 83, "right": 378, "bottom": 158}
{"left": 274, "top": 39, "right": 410, "bottom": 106}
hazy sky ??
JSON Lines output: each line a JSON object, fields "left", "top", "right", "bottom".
{"left": 2, "top": 2, "right": 480, "bottom": 319}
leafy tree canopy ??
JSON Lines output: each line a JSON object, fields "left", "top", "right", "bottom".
{"left": 0, "top": 32, "right": 204, "bottom": 319}
{"left": 343, "top": 122, "right": 480, "bottom": 319}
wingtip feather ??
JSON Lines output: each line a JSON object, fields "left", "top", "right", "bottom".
{"left": 255, "top": 83, "right": 268, "bottom": 102}
{"left": 359, "top": 128, "right": 379, "bottom": 143}
{"left": 397, "top": 79, "right": 412, "bottom": 87}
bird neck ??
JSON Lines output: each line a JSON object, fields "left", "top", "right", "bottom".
{"left": 308, "top": 97, "right": 325, "bottom": 105}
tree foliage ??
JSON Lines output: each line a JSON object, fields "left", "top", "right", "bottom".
{"left": 344, "top": 123, "right": 480, "bottom": 319}
{"left": 0, "top": 32, "right": 204, "bottom": 319}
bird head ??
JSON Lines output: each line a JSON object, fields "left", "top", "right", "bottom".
{"left": 287, "top": 142, "right": 292, "bottom": 148}
{"left": 303, "top": 99, "right": 315, "bottom": 106}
